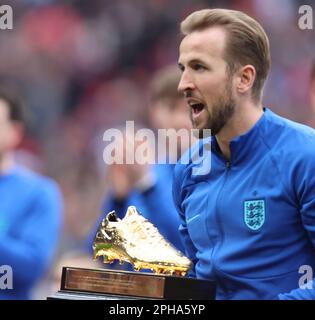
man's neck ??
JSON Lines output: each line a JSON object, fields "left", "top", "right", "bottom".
{"left": 0, "top": 153, "right": 15, "bottom": 174}
{"left": 216, "top": 102, "right": 264, "bottom": 161}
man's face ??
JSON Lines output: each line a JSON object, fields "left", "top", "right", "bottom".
{"left": 178, "top": 27, "right": 236, "bottom": 137}
{"left": 0, "top": 99, "right": 20, "bottom": 157}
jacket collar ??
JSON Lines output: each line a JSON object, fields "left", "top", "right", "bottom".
{"left": 211, "top": 108, "right": 277, "bottom": 165}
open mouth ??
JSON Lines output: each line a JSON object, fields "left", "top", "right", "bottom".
{"left": 191, "top": 103, "right": 205, "bottom": 115}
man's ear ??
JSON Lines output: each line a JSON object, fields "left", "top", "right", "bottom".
{"left": 236, "top": 65, "right": 256, "bottom": 94}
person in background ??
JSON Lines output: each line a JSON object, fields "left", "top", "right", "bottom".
{"left": 0, "top": 87, "right": 63, "bottom": 299}
{"left": 87, "top": 65, "right": 192, "bottom": 261}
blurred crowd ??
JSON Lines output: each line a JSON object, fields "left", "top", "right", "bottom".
{"left": 0, "top": 0, "right": 315, "bottom": 298}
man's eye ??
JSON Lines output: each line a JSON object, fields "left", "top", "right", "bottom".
{"left": 193, "top": 64, "right": 205, "bottom": 71}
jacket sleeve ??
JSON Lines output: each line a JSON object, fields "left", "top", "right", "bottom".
{"left": 0, "top": 181, "right": 63, "bottom": 289}
{"left": 278, "top": 148, "right": 315, "bottom": 300}
{"left": 172, "top": 163, "right": 198, "bottom": 277}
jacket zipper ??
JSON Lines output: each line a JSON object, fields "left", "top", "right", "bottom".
{"left": 211, "top": 160, "right": 231, "bottom": 273}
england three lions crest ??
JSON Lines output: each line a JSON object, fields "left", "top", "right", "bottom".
{"left": 244, "top": 200, "right": 265, "bottom": 231}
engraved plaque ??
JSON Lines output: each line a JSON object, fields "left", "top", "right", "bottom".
{"left": 63, "top": 267, "right": 165, "bottom": 298}
{"left": 57, "top": 266, "right": 216, "bottom": 300}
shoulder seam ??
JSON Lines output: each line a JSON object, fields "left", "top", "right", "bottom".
{"left": 257, "top": 123, "right": 294, "bottom": 203}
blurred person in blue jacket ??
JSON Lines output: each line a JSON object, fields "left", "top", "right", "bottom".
{"left": 174, "top": 8, "right": 315, "bottom": 300}
{"left": 88, "top": 65, "right": 192, "bottom": 262}
{"left": 0, "top": 88, "right": 63, "bottom": 299}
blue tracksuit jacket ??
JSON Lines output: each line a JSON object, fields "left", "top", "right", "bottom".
{"left": 0, "top": 166, "right": 63, "bottom": 299}
{"left": 173, "top": 108, "right": 315, "bottom": 300}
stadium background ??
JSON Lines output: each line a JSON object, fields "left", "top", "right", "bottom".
{"left": 0, "top": 0, "right": 314, "bottom": 298}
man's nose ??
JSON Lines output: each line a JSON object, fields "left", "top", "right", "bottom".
{"left": 177, "top": 71, "right": 195, "bottom": 93}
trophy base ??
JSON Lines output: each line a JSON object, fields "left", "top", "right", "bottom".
{"left": 50, "top": 266, "right": 216, "bottom": 300}
{"left": 48, "top": 291, "right": 143, "bottom": 300}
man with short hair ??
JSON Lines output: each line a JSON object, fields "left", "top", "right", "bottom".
{"left": 0, "top": 88, "right": 63, "bottom": 299}
{"left": 173, "top": 8, "right": 315, "bottom": 299}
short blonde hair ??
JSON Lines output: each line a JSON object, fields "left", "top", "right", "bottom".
{"left": 181, "top": 9, "right": 271, "bottom": 101}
